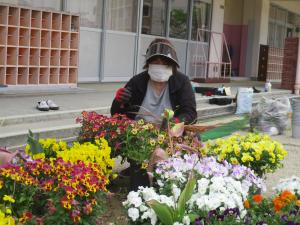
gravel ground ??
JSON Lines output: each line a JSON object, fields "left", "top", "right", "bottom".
{"left": 263, "top": 129, "right": 300, "bottom": 196}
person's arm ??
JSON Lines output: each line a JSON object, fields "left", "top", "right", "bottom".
{"left": 176, "top": 76, "right": 197, "bottom": 124}
{"left": 110, "top": 79, "right": 134, "bottom": 116}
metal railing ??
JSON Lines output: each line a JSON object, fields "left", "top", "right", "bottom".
{"left": 192, "top": 28, "right": 232, "bottom": 80}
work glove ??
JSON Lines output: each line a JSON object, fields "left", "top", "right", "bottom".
{"left": 115, "top": 87, "right": 132, "bottom": 104}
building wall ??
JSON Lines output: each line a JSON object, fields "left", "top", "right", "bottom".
{"left": 224, "top": 0, "right": 271, "bottom": 78}
{"left": 271, "top": 0, "right": 300, "bottom": 16}
{"left": 208, "top": 0, "right": 225, "bottom": 78}
{"left": 223, "top": 0, "right": 244, "bottom": 76}
{"left": 224, "top": 0, "right": 243, "bottom": 25}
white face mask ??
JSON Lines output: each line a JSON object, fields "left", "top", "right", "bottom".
{"left": 148, "top": 64, "right": 173, "bottom": 82}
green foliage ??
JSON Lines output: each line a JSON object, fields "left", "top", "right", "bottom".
{"left": 27, "top": 130, "right": 43, "bottom": 155}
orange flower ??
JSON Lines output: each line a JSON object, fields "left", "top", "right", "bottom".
{"left": 273, "top": 197, "right": 283, "bottom": 212}
{"left": 253, "top": 194, "right": 263, "bottom": 204}
{"left": 281, "top": 190, "right": 293, "bottom": 198}
{"left": 273, "top": 190, "right": 297, "bottom": 212}
{"left": 244, "top": 200, "right": 250, "bottom": 209}
{"left": 280, "top": 190, "right": 297, "bottom": 204}
{"left": 296, "top": 200, "right": 300, "bottom": 207}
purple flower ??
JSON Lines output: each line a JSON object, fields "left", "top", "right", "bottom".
{"left": 224, "top": 208, "right": 240, "bottom": 216}
{"left": 256, "top": 221, "right": 268, "bottom": 225}
{"left": 281, "top": 215, "right": 289, "bottom": 222}
{"left": 287, "top": 222, "right": 300, "bottom": 225}
{"left": 208, "top": 210, "right": 218, "bottom": 218}
{"left": 195, "top": 218, "right": 205, "bottom": 225}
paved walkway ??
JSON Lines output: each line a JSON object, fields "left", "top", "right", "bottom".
{"left": 0, "top": 80, "right": 284, "bottom": 118}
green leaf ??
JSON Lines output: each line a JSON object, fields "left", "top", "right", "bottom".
{"left": 187, "top": 213, "right": 199, "bottom": 222}
{"left": 27, "top": 129, "right": 43, "bottom": 154}
{"left": 176, "top": 173, "right": 196, "bottom": 220}
{"left": 147, "top": 200, "right": 174, "bottom": 225}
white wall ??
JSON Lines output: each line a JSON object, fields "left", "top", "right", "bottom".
{"left": 77, "top": 28, "right": 101, "bottom": 82}
{"left": 102, "top": 31, "right": 136, "bottom": 82}
{"left": 208, "top": 0, "right": 225, "bottom": 78}
{"left": 243, "top": 0, "right": 270, "bottom": 78}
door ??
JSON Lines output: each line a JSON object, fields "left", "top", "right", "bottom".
{"left": 257, "top": 45, "right": 269, "bottom": 81}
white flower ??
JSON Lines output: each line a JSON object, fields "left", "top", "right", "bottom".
{"left": 139, "top": 204, "right": 148, "bottom": 212}
{"left": 141, "top": 187, "right": 159, "bottom": 201}
{"left": 197, "top": 178, "right": 210, "bottom": 195}
{"left": 160, "top": 195, "right": 175, "bottom": 207}
{"left": 273, "top": 176, "right": 300, "bottom": 194}
{"left": 141, "top": 208, "right": 158, "bottom": 224}
{"left": 173, "top": 222, "right": 184, "bottom": 225}
{"left": 157, "top": 179, "right": 164, "bottom": 187}
{"left": 172, "top": 184, "right": 181, "bottom": 201}
{"left": 128, "top": 207, "right": 139, "bottom": 222}
{"left": 182, "top": 215, "right": 190, "bottom": 225}
{"left": 126, "top": 191, "right": 142, "bottom": 207}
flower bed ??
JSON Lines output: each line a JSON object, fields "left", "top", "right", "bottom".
{"left": 77, "top": 111, "right": 202, "bottom": 165}
{"left": 201, "top": 133, "right": 287, "bottom": 177}
{"left": 0, "top": 137, "right": 115, "bottom": 224}
{"left": 123, "top": 153, "right": 300, "bottom": 225}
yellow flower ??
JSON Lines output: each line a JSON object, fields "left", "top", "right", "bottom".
{"left": 233, "top": 144, "right": 241, "bottom": 156}
{"left": 3, "top": 195, "right": 15, "bottom": 203}
{"left": 5, "top": 208, "right": 11, "bottom": 215}
{"left": 241, "top": 142, "right": 251, "bottom": 151}
{"left": 0, "top": 180, "right": 3, "bottom": 189}
{"left": 138, "top": 119, "right": 144, "bottom": 125}
{"left": 230, "top": 157, "right": 239, "bottom": 165}
{"left": 253, "top": 152, "right": 261, "bottom": 161}
{"left": 0, "top": 210, "right": 15, "bottom": 225}
{"left": 142, "top": 125, "right": 149, "bottom": 130}
{"left": 32, "top": 152, "right": 45, "bottom": 160}
{"left": 149, "top": 139, "right": 156, "bottom": 146}
{"left": 131, "top": 128, "right": 138, "bottom": 135}
{"left": 241, "top": 153, "right": 254, "bottom": 163}
{"left": 24, "top": 145, "right": 30, "bottom": 155}
{"left": 157, "top": 134, "right": 165, "bottom": 144}
{"left": 141, "top": 162, "right": 148, "bottom": 169}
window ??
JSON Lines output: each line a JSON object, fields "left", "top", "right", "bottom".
{"left": 142, "top": 0, "right": 167, "bottom": 36}
{"left": 169, "top": 0, "right": 189, "bottom": 39}
{"left": 268, "top": 5, "right": 300, "bottom": 48}
{"left": 191, "top": 0, "right": 212, "bottom": 41}
{"left": 67, "top": 0, "right": 102, "bottom": 28}
{"left": 143, "top": 3, "right": 150, "bottom": 17}
{"left": 106, "top": 0, "right": 138, "bottom": 32}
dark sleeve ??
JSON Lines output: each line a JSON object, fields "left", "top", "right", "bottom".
{"left": 110, "top": 78, "right": 134, "bottom": 116}
{"left": 176, "top": 76, "right": 197, "bottom": 124}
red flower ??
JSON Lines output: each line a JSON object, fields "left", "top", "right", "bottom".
{"left": 253, "top": 194, "right": 263, "bottom": 204}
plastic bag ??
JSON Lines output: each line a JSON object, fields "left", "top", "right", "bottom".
{"left": 250, "top": 97, "right": 291, "bottom": 135}
{"left": 236, "top": 88, "right": 254, "bottom": 114}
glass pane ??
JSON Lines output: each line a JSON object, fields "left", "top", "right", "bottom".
{"left": 270, "top": 5, "right": 276, "bottom": 20}
{"left": 169, "top": 0, "right": 189, "bottom": 39}
{"left": 0, "top": 0, "right": 61, "bottom": 10}
{"left": 268, "top": 22, "right": 276, "bottom": 47}
{"left": 276, "top": 7, "right": 287, "bottom": 23}
{"left": 67, "top": 0, "right": 102, "bottom": 28}
{"left": 191, "top": 0, "right": 212, "bottom": 41}
{"left": 106, "top": 0, "right": 138, "bottom": 32}
{"left": 142, "top": 0, "right": 167, "bottom": 36}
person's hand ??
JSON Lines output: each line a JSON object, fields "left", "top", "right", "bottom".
{"left": 115, "top": 87, "right": 132, "bottom": 104}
